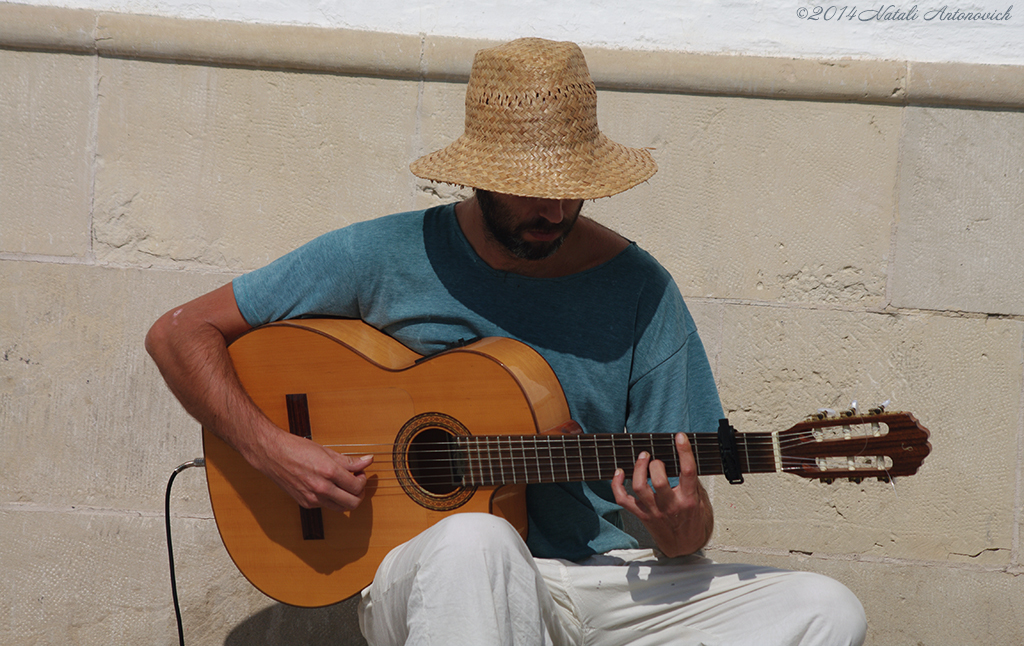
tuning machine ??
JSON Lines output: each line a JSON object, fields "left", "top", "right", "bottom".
{"left": 868, "top": 400, "right": 891, "bottom": 415}
{"left": 808, "top": 408, "right": 836, "bottom": 420}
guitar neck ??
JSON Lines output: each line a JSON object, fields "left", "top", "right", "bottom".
{"left": 456, "top": 432, "right": 776, "bottom": 487}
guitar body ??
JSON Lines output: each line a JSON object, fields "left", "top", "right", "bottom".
{"left": 204, "top": 318, "right": 572, "bottom": 607}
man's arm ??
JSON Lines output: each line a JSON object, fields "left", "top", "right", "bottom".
{"left": 610, "top": 432, "right": 714, "bottom": 557}
{"left": 145, "top": 282, "right": 372, "bottom": 512}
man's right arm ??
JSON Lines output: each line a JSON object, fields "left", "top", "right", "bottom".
{"left": 145, "top": 282, "right": 372, "bottom": 512}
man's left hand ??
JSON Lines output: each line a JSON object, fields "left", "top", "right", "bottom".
{"left": 610, "top": 432, "right": 714, "bottom": 558}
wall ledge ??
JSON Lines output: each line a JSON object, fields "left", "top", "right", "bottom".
{"left": 2, "top": 2, "right": 1022, "bottom": 108}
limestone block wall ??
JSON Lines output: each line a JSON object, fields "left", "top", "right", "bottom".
{"left": 2, "top": 4, "right": 1022, "bottom": 645}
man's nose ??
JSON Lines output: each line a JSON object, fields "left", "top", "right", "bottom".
{"left": 534, "top": 199, "right": 573, "bottom": 223}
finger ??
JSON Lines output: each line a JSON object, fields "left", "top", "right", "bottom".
{"left": 612, "top": 467, "right": 652, "bottom": 521}
{"left": 296, "top": 448, "right": 374, "bottom": 512}
{"left": 610, "top": 467, "right": 634, "bottom": 507}
{"left": 327, "top": 455, "right": 373, "bottom": 498}
{"left": 339, "top": 451, "right": 374, "bottom": 473}
{"left": 311, "top": 472, "right": 370, "bottom": 512}
{"left": 674, "top": 433, "right": 699, "bottom": 498}
{"left": 647, "top": 455, "right": 670, "bottom": 492}
{"left": 631, "top": 451, "right": 652, "bottom": 494}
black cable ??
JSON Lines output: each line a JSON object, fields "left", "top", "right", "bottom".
{"left": 165, "top": 457, "right": 205, "bottom": 646}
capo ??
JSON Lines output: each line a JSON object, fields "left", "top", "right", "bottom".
{"left": 717, "top": 419, "right": 745, "bottom": 484}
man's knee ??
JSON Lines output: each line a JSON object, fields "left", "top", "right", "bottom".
{"left": 786, "top": 572, "right": 867, "bottom": 645}
{"left": 419, "top": 513, "right": 529, "bottom": 564}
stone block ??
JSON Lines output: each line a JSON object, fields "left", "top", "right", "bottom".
{"left": 710, "top": 306, "right": 1021, "bottom": 563}
{"left": 93, "top": 58, "right": 421, "bottom": 271}
{"left": 587, "top": 92, "right": 902, "bottom": 306}
{"left": 682, "top": 297, "right": 725, "bottom": 383}
{"left": 411, "top": 79, "right": 475, "bottom": 210}
{"left": 891, "top": 106, "right": 1024, "bottom": 316}
{"left": 707, "top": 549, "right": 1024, "bottom": 646}
{"left": 0, "top": 261, "right": 230, "bottom": 512}
{"left": 0, "top": 508, "right": 272, "bottom": 644}
{"left": 0, "top": 49, "right": 93, "bottom": 257}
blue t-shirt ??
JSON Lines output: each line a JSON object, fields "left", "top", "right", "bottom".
{"left": 233, "top": 203, "right": 722, "bottom": 559}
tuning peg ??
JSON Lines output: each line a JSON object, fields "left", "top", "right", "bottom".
{"left": 877, "top": 475, "right": 891, "bottom": 483}
{"left": 809, "top": 408, "right": 836, "bottom": 420}
{"left": 848, "top": 477, "right": 863, "bottom": 484}
{"left": 821, "top": 478, "right": 834, "bottom": 485}
{"left": 868, "top": 400, "right": 891, "bottom": 415}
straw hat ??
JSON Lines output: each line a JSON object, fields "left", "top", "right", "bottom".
{"left": 410, "top": 38, "right": 657, "bottom": 200}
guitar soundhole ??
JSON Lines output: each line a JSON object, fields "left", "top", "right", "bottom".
{"left": 408, "top": 427, "right": 461, "bottom": 495}
{"left": 394, "top": 413, "right": 476, "bottom": 511}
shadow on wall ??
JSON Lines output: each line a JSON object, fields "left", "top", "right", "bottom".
{"left": 224, "top": 597, "right": 366, "bottom": 646}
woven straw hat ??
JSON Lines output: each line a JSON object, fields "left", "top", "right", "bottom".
{"left": 410, "top": 38, "right": 657, "bottom": 200}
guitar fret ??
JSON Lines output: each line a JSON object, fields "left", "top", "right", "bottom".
{"left": 470, "top": 436, "right": 479, "bottom": 487}
{"left": 671, "top": 434, "right": 679, "bottom": 475}
{"left": 507, "top": 436, "right": 516, "bottom": 484}
{"left": 474, "top": 436, "right": 484, "bottom": 485}
{"left": 565, "top": 438, "right": 573, "bottom": 483}
{"left": 611, "top": 434, "right": 619, "bottom": 474}
{"left": 548, "top": 434, "right": 557, "bottom": 484}
{"left": 524, "top": 436, "right": 534, "bottom": 484}
{"left": 499, "top": 437, "right": 506, "bottom": 483}
{"left": 487, "top": 436, "right": 497, "bottom": 486}
{"left": 582, "top": 435, "right": 592, "bottom": 480}
{"left": 522, "top": 436, "right": 530, "bottom": 483}
{"left": 577, "top": 437, "right": 585, "bottom": 481}
{"left": 521, "top": 436, "right": 530, "bottom": 483}
{"left": 528, "top": 436, "right": 538, "bottom": 483}
{"left": 495, "top": 436, "right": 503, "bottom": 484}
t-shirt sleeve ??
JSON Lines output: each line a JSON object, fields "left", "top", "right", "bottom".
{"left": 625, "top": 277, "right": 723, "bottom": 437}
{"left": 626, "top": 327, "right": 722, "bottom": 437}
{"left": 231, "top": 227, "right": 361, "bottom": 327}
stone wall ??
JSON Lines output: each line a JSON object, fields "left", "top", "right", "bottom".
{"left": 2, "top": 4, "right": 1022, "bottom": 644}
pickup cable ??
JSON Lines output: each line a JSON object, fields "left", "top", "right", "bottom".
{"left": 165, "top": 458, "right": 206, "bottom": 646}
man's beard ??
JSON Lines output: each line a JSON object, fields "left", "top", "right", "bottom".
{"left": 476, "top": 190, "right": 582, "bottom": 261}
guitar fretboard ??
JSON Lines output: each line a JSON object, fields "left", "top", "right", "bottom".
{"left": 453, "top": 433, "right": 777, "bottom": 487}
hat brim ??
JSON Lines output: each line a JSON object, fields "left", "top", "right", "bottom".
{"left": 410, "top": 133, "right": 658, "bottom": 200}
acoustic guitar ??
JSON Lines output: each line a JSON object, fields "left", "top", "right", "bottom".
{"left": 203, "top": 318, "right": 931, "bottom": 607}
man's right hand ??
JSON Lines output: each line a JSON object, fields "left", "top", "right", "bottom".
{"left": 251, "top": 428, "right": 374, "bottom": 512}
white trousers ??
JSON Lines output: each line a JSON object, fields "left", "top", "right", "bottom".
{"left": 358, "top": 514, "right": 866, "bottom": 646}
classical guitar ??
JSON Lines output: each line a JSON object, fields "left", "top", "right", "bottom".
{"left": 203, "top": 318, "right": 931, "bottom": 607}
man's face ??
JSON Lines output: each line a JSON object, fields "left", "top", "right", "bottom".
{"left": 476, "top": 190, "right": 584, "bottom": 261}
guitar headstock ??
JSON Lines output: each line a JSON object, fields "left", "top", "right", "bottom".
{"left": 778, "top": 409, "right": 931, "bottom": 482}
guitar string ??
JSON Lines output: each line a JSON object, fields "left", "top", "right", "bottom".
{"left": 315, "top": 429, "right": 878, "bottom": 452}
{"left": 308, "top": 438, "right": 834, "bottom": 467}
{"left": 273, "top": 456, "right": 864, "bottom": 495}
{"left": 281, "top": 445, "right": 870, "bottom": 489}
{"left": 314, "top": 432, "right": 890, "bottom": 463}
{"left": 290, "top": 425, "right": 907, "bottom": 488}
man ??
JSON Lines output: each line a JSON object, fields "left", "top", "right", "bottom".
{"left": 147, "top": 38, "right": 866, "bottom": 645}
